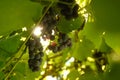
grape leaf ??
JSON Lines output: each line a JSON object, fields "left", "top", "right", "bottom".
{"left": 57, "top": 16, "right": 84, "bottom": 33}
{"left": 0, "top": 35, "right": 23, "bottom": 54}
{"left": 0, "top": 31, "right": 28, "bottom": 74}
{"left": 0, "top": 71, "right": 4, "bottom": 80}
{"left": 72, "top": 36, "right": 95, "bottom": 61}
{"left": 12, "top": 62, "right": 40, "bottom": 80}
{"left": 105, "top": 62, "right": 120, "bottom": 80}
{"left": 84, "top": 0, "right": 120, "bottom": 53}
{"left": 99, "top": 38, "right": 113, "bottom": 53}
{"left": 0, "top": 35, "right": 23, "bottom": 70}
{"left": 67, "top": 69, "right": 80, "bottom": 80}
{"left": 80, "top": 67, "right": 99, "bottom": 80}
{"left": 0, "top": 0, "right": 43, "bottom": 35}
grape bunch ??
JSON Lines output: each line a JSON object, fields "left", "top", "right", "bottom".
{"left": 93, "top": 51, "right": 108, "bottom": 72}
{"left": 57, "top": 0, "right": 79, "bottom": 20}
{"left": 48, "top": 32, "right": 72, "bottom": 53}
{"left": 27, "top": 35, "right": 44, "bottom": 72}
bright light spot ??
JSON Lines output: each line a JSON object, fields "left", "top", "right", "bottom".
{"left": 81, "top": 1, "right": 86, "bottom": 7}
{"left": 80, "top": 8, "right": 87, "bottom": 14}
{"left": 40, "top": 37, "right": 50, "bottom": 50}
{"left": 72, "top": 19, "right": 75, "bottom": 21}
{"left": 62, "top": 70, "right": 70, "bottom": 79}
{"left": 33, "top": 26, "right": 43, "bottom": 36}
{"left": 80, "top": 71, "right": 85, "bottom": 75}
{"left": 83, "top": 13, "right": 89, "bottom": 22}
{"left": 48, "top": 59, "right": 54, "bottom": 64}
{"left": 87, "top": 57, "right": 95, "bottom": 62}
{"left": 88, "top": 16, "right": 94, "bottom": 22}
{"left": 102, "top": 65, "right": 106, "bottom": 71}
{"left": 43, "top": 62, "right": 47, "bottom": 69}
{"left": 80, "top": 39, "right": 83, "bottom": 42}
{"left": 45, "top": 75, "right": 57, "bottom": 80}
{"left": 15, "top": 33, "right": 18, "bottom": 35}
{"left": 81, "top": 65, "right": 86, "bottom": 69}
{"left": 75, "top": 0, "right": 80, "bottom": 4}
{"left": 62, "top": 66, "right": 67, "bottom": 70}
{"left": 79, "top": 7, "right": 89, "bottom": 22}
{"left": 69, "top": 57, "right": 75, "bottom": 62}
{"left": 76, "top": 77, "right": 79, "bottom": 80}
{"left": 52, "top": 30, "right": 55, "bottom": 35}
{"left": 0, "top": 36, "right": 3, "bottom": 38}
{"left": 35, "top": 77, "right": 39, "bottom": 80}
{"left": 78, "top": 68, "right": 81, "bottom": 72}
{"left": 20, "top": 37, "right": 26, "bottom": 41}
{"left": 91, "top": 49, "right": 95, "bottom": 53}
{"left": 41, "top": 71, "right": 45, "bottom": 75}
{"left": 65, "top": 57, "right": 75, "bottom": 66}
{"left": 13, "top": 73, "right": 16, "bottom": 76}
{"left": 49, "top": 66, "right": 53, "bottom": 70}
{"left": 102, "top": 31, "right": 106, "bottom": 35}
{"left": 22, "top": 27, "right": 27, "bottom": 31}
{"left": 45, "top": 50, "right": 52, "bottom": 55}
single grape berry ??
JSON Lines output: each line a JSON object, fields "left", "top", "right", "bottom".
{"left": 29, "top": 53, "right": 35, "bottom": 59}
{"left": 72, "top": 4, "right": 79, "bottom": 18}
{"left": 32, "top": 66, "right": 40, "bottom": 72}
{"left": 66, "top": 38, "right": 72, "bottom": 47}
{"left": 28, "top": 59, "right": 34, "bottom": 67}
{"left": 33, "top": 59, "right": 41, "bottom": 66}
{"left": 58, "top": 45, "right": 65, "bottom": 51}
{"left": 61, "top": 7, "right": 72, "bottom": 16}
{"left": 39, "top": 52, "right": 44, "bottom": 57}
{"left": 50, "top": 35, "right": 55, "bottom": 40}
{"left": 35, "top": 53, "right": 41, "bottom": 59}
{"left": 52, "top": 46, "right": 58, "bottom": 53}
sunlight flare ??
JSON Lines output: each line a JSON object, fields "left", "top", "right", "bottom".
{"left": 33, "top": 26, "right": 43, "bottom": 36}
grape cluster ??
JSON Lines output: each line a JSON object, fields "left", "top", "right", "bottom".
{"left": 40, "top": 7, "right": 58, "bottom": 40}
{"left": 40, "top": 6, "right": 72, "bottom": 53}
{"left": 93, "top": 51, "right": 108, "bottom": 72}
{"left": 48, "top": 33, "right": 72, "bottom": 53}
{"left": 27, "top": 1, "right": 75, "bottom": 71}
{"left": 27, "top": 35, "right": 44, "bottom": 72}
{"left": 58, "top": 0, "right": 79, "bottom": 20}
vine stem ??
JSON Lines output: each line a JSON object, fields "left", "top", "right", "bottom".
{"left": 4, "top": 48, "right": 25, "bottom": 80}
{"left": 37, "top": 1, "right": 54, "bottom": 25}
{"left": 3, "top": 2, "right": 54, "bottom": 79}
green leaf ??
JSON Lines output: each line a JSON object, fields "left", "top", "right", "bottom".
{"left": 80, "top": 67, "right": 99, "bottom": 80}
{"left": 13, "top": 62, "right": 40, "bottom": 80}
{"left": 0, "top": 72, "right": 4, "bottom": 80}
{"left": 0, "top": 31, "right": 28, "bottom": 72}
{"left": 10, "top": 72, "right": 25, "bottom": 80}
{"left": 0, "top": 0, "right": 43, "bottom": 35}
{"left": 99, "top": 38, "right": 113, "bottom": 53}
{"left": 72, "top": 36, "right": 95, "bottom": 61}
{"left": 84, "top": 0, "right": 120, "bottom": 53}
{"left": 67, "top": 69, "right": 80, "bottom": 80}
{"left": 57, "top": 16, "right": 84, "bottom": 33}
{"left": 105, "top": 62, "right": 120, "bottom": 80}
{"left": 0, "top": 35, "right": 23, "bottom": 55}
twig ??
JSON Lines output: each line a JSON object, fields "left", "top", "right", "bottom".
{"left": 48, "top": 53, "right": 62, "bottom": 60}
